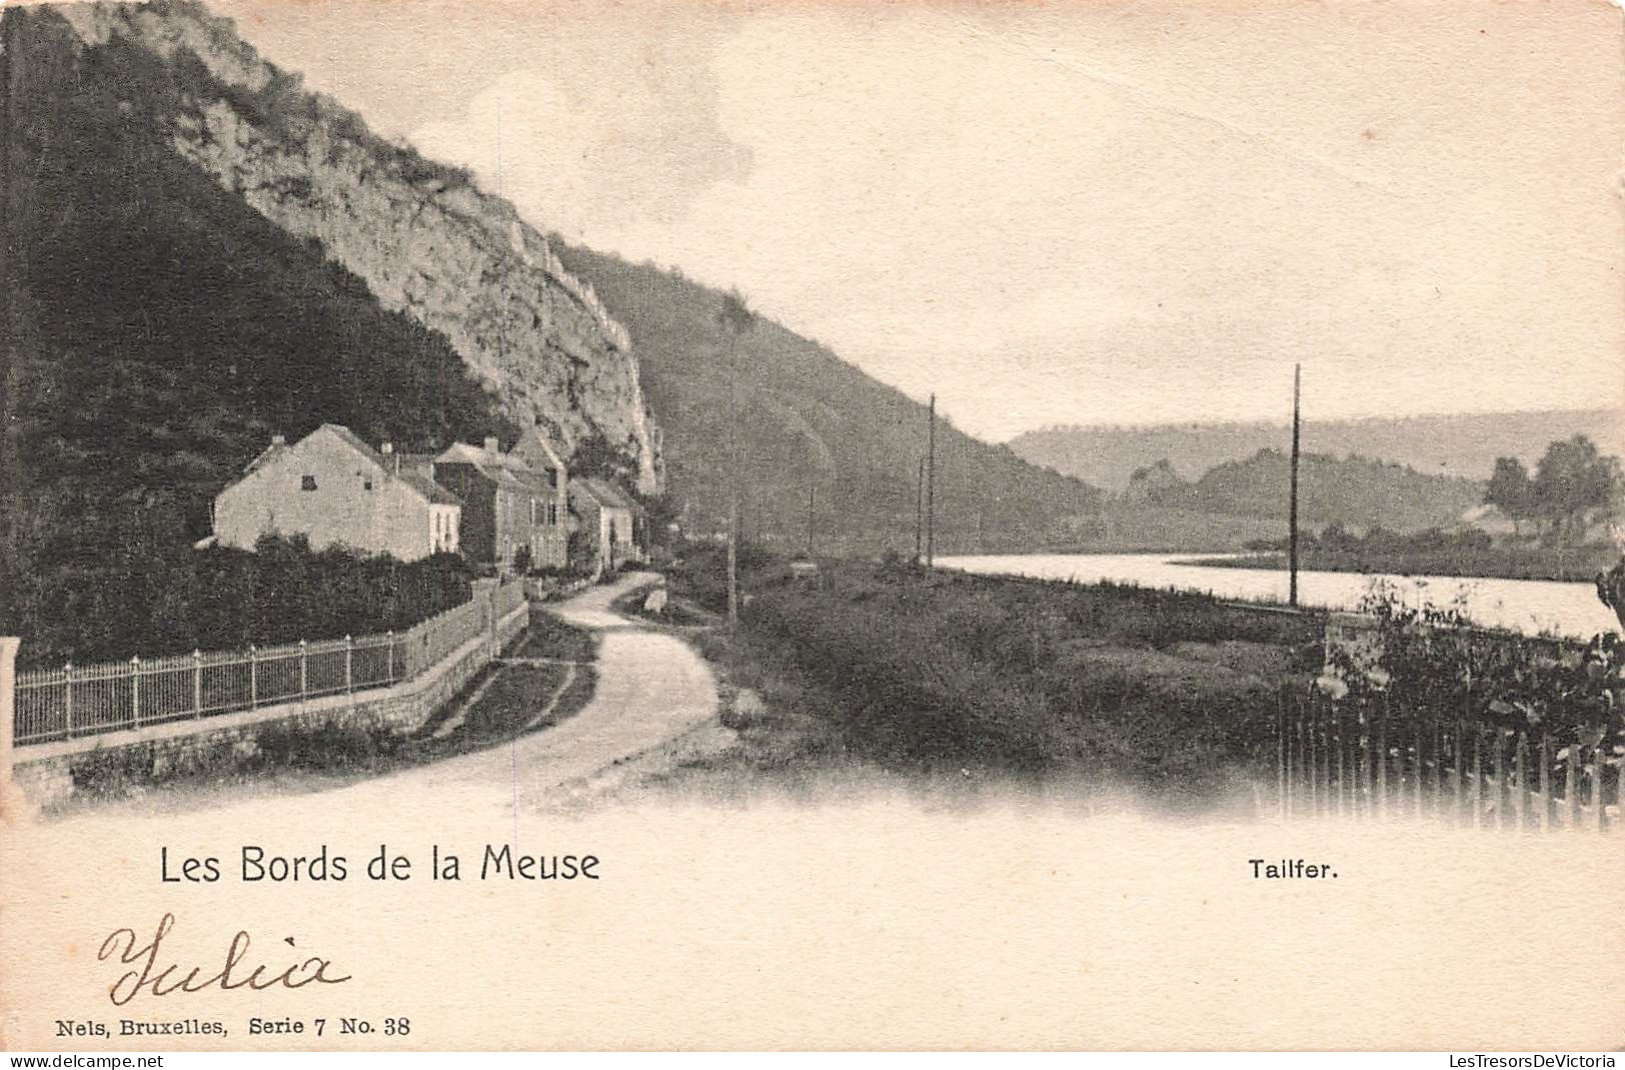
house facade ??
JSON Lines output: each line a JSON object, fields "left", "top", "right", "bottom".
{"left": 569, "top": 477, "right": 641, "bottom": 573}
{"left": 432, "top": 432, "right": 568, "bottom": 573}
{"left": 214, "top": 425, "right": 461, "bottom": 562}
{"left": 511, "top": 425, "right": 571, "bottom": 568}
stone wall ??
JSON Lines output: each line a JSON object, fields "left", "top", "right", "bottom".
{"left": 8, "top": 603, "right": 529, "bottom": 812}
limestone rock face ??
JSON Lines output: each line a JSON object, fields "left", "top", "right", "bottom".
{"left": 56, "top": 0, "right": 660, "bottom": 493}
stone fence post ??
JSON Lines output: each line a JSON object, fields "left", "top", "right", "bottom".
{"left": 471, "top": 578, "right": 500, "bottom": 658}
{"left": 0, "top": 638, "right": 25, "bottom": 817}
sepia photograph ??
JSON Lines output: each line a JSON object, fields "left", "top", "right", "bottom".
{"left": 1, "top": 0, "right": 1622, "bottom": 1053}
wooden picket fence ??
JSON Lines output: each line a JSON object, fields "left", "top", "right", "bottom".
{"left": 1277, "top": 686, "right": 1622, "bottom": 831}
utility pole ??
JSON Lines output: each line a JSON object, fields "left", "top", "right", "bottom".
{"left": 805, "top": 479, "right": 815, "bottom": 558}
{"left": 926, "top": 393, "right": 937, "bottom": 568}
{"left": 1289, "top": 363, "right": 1301, "bottom": 607}
{"left": 719, "top": 291, "right": 754, "bottom": 628}
{"left": 727, "top": 339, "right": 740, "bottom": 626}
{"left": 914, "top": 457, "right": 925, "bottom": 564}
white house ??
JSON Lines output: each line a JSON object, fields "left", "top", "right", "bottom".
{"left": 214, "top": 424, "right": 462, "bottom": 561}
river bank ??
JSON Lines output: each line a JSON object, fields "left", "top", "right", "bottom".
{"left": 1182, "top": 545, "right": 1617, "bottom": 585}
{"left": 643, "top": 548, "right": 1324, "bottom": 810}
{"left": 942, "top": 551, "right": 1620, "bottom": 637}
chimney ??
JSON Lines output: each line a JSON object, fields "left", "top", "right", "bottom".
{"left": 272, "top": 434, "right": 286, "bottom": 447}
{"left": 485, "top": 436, "right": 500, "bottom": 455}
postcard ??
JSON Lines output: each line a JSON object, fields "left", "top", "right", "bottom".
{"left": 2, "top": 0, "right": 1623, "bottom": 1052}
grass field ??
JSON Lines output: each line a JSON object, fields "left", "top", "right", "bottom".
{"left": 657, "top": 548, "right": 1324, "bottom": 810}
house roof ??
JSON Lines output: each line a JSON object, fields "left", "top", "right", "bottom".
{"left": 321, "top": 423, "right": 392, "bottom": 466}
{"left": 399, "top": 452, "right": 439, "bottom": 476}
{"left": 243, "top": 440, "right": 289, "bottom": 474}
{"left": 514, "top": 426, "right": 567, "bottom": 472}
{"left": 574, "top": 477, "right": 637, "bottom": 512}
{"left": 436, "top": 440, "right": 554, "bottom": 495}
{"left": 312, "top": 425, "right": 462, "bottom": 506}
{"left": 435, "top": 441, "right": 499, "bottom": 468}
{"left": 401, "top": 470, "right": 462, "bottom": 506}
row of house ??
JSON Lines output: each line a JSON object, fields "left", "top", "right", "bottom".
{"left": 211, "top": 424, "right": 642, "bottom": 574}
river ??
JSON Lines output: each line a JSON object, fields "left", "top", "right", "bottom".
{"left": 937, "top": 553, "right": 1620, "bottom": 639}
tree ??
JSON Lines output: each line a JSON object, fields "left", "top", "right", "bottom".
{"left": 1531, "top": 435, "right": 1621, "bottom": 543}
{"left": 1317, "top": 520, "right": 1356, "bottom": 552}
{"left": 1484, "top": 456, "right": 1535, "bottom": 536}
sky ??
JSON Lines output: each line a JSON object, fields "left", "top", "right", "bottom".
{"left": 212, "top": 0, "right": 1625, "bottom": 442}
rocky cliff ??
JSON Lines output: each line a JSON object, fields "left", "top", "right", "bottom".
{"left": 55, "top": 0, "right": 660, "bottom": 492}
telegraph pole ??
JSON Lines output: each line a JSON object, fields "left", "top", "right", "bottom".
{"left": 805, "top": 479, "right": 815, "bottom": 558}
{"left": 914, "top": 457, "right": 925, "bottom": 564}
{"left": 926, "top": 394, "right": 937, "bottom": 568}
{"left": 1289, "top": 363, "right": 1302, "bottom": 607}
{"left": 727, "top": 346, "right": 739, "bottom": 625}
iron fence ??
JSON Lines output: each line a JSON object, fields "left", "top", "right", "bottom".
{"left": 13, "top": 580, "right": 524, "bottom": 746}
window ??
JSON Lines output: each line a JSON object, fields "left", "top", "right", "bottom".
{"left": 301, "top": 475, "right": 317, "bottom": 491}
{"left": 548, "top": 503, "right": 558, "bottom": 525}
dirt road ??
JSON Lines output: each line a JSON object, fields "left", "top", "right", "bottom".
{"left": 40, "top": 571, "right": 720, "bottom": 830}
{"left": 330, "top": 570, "right": 721, "bottom": 813}
{"left": 510, "top": 571, "right": 724, "bottom": 806}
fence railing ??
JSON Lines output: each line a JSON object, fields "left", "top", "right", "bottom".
{"left": 13, "top": 579, "right": 525, "bottom": 747}
{"left": 1278, "top": 686, "right": 1622, "bottom": 831}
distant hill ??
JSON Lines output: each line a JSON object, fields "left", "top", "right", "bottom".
{"left": 1043, "top": 450, "right": 1487, "bottom": 551}
{"left": 1114, "top": 449, "right": 1484, "bottom": 535}
{"left": 1010, "top": 410, "right": 1623, "bottom": 492}
{"left": 552, "top": 246, "right": 1104, "bottom": 554}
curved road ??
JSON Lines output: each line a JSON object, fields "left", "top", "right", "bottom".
{"left": 42, "top": 571, "right": 720, "bottom": 829}
{"left": 512, "top": 571, "right": 721, "bottom": 806}
{"left": 362, "top": 570, "right": 720, "bottom": 813}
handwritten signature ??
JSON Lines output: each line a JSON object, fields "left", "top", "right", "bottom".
{"left": 98, "top": 913, "right": 352, "bottom": 1006}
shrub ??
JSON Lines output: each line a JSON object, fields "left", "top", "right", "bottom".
{"left": 70, "top": 744, "right": 155, "bottom": 798}
{"left": 1331, "top": 589, "right": 1625, "bottom": 748}
{"left": 16, "top": 536, "right": 474, "bottom": 669}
